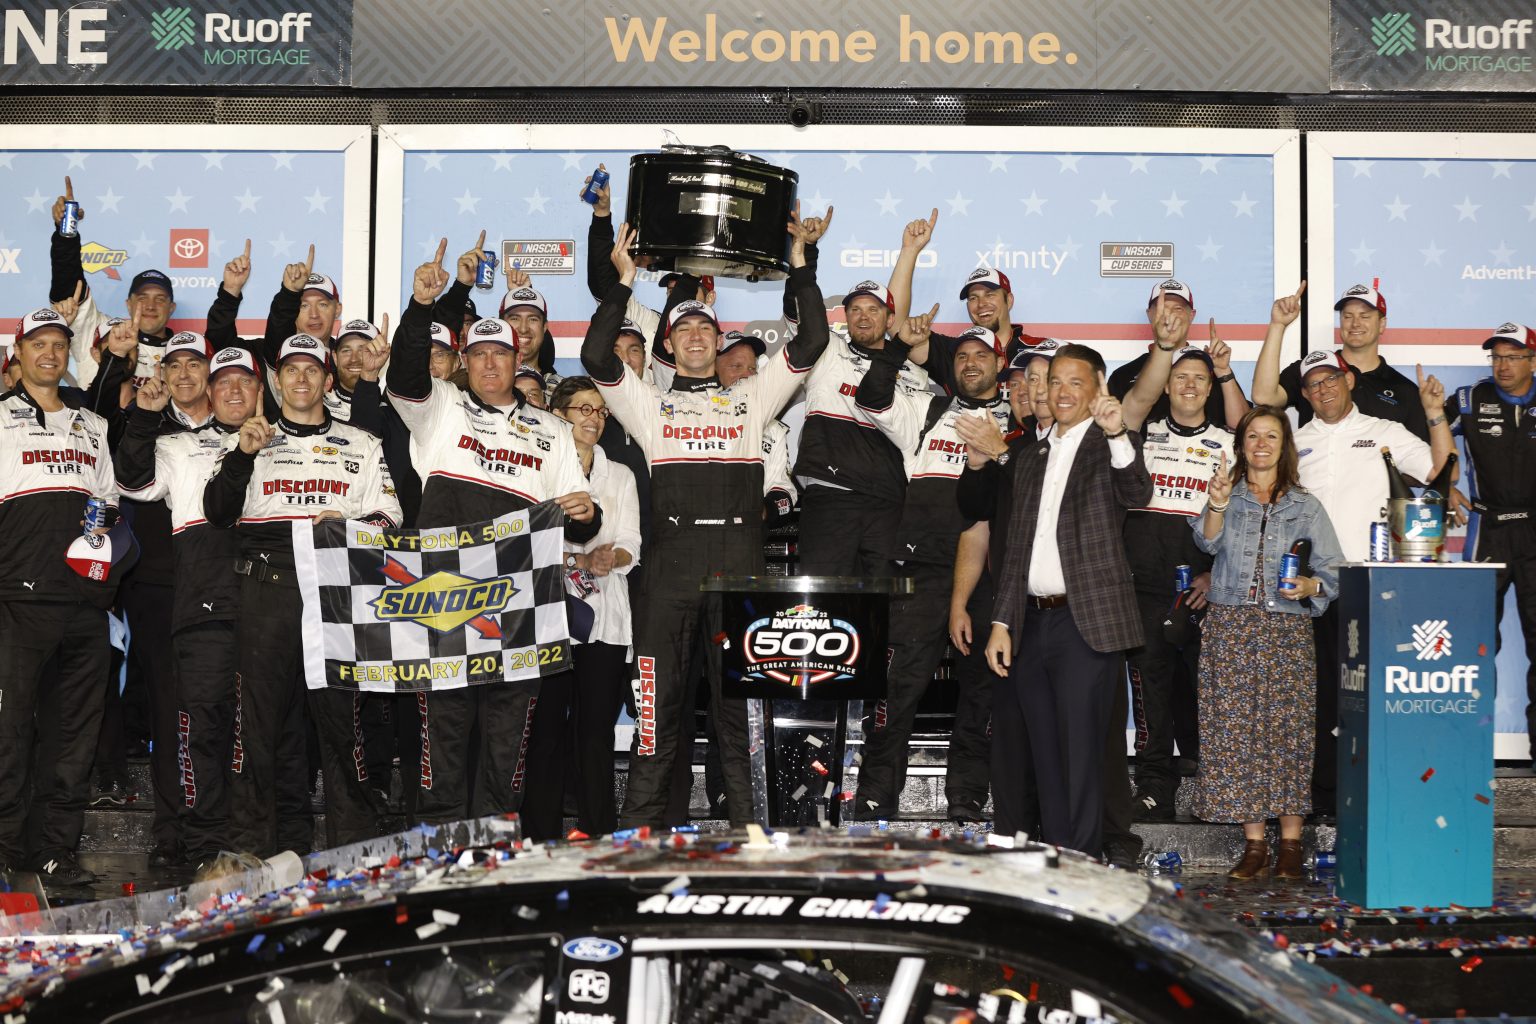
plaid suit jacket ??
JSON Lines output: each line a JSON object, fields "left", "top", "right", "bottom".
{"left": 982, "top": 423, "right": 1152, "bottom": 654}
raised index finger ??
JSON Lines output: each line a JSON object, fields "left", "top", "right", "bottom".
{"left": 474, "top": 230, "right": 486, "bottom": 251}
{"left": 72, "top": 279, "right": 83, "bottom": 301}
{"left": 434, "top": 238, "right": 448, "bottom": 266}
{"left": 1294, "top": 279, "right": 1308, "bottom": 299}
{"left": 64, "top": 175, "right": 74, "bottom": 200}
{"left": 242, "top": 238, "right": 251, "bottom": 260}
{"left": 927, "top": 207, "right": 939, "bottom": 229}
{"left": 1416, "top": 362, "right": 1425, "bottom": 386}
{"left": 1098, "top": 371, "right": 1110, "bottom": 396}
{"left": 304, "top": 244, "right": 315, "bottom": 272}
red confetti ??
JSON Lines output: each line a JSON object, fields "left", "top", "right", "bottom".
{"left": 810, "top": 760, "right": 829, "bottom": 777}
{"left": 712, "top": 632, "right": 728, "bottom": 646}
{"left": 1478, "top": 643, "right": 1487, "bottom": 656}
{"left": 1475, "top": 793, "right": 1491, "bottom": 805}
{"left": 395, "top": 905, "right": 409, "bottom": 925}
{"left": 120, "top": 882, "right": 135, "bottom": 896}
{"left": 1360, "top": 984, "right": 1373, "bottom": 995}
{"left": 1027, "top": 981, "right": 1040, "bottom": 1002}
{"left": 1421, "top": 767, "right": 1435, "bottom": 783}
{"left": 1460, "top": 956, "right": 1483, "bottom": 973}
{"left": 1000, "top": 963, "right": 1015, "bottom": 981}
{"left": 1273, "top": 933, "right": 1289, "bottom": 950}
{"left": 1167, "top": 984, "right": 1194, "bottom": 1009}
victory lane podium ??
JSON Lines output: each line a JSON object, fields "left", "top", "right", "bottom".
{"left": 1336, "top": 563, "right": 1500, "bottom": 909}
{"left": 702, "top": 575, "right": 913, "bottom": 828}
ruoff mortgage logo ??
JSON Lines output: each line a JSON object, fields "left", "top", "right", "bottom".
{"left": 1372, "top": 12, "right": 1416, "bottom": 55}
{"left": 1411, "top": 618, "right": 1452, "bottom": 661}
{"left": 1370, "top": 7, "right": 1534, "bottom": 74}
{"left": 148, "top": 6, "right": 319, "bottom": 67}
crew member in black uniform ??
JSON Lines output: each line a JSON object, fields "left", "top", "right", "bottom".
{"left": 1254, "top": 280, "right": 1430, "bottom": 440}
{"left": 0, "top": 309, "right": 122, "bottom": 886}
{"left": 1448, "top": 321, "right": 1536, "bottom": 769}
{"left": 581, "top": 211, "right": 832, "bottom": 829}
{"left": 204, "top": 334, "right": 402, "bottom": 854}
{"left": 387, "top": 238, "right": 599, "bottom": 836}
{"left": 852, "top": 320, "right": 1011, "bottom": 820}
{"left": 116, "top": 346, "right": 263, "bottom": 867}
{"left": 1107, "top": 279, "right": 1250, "bottom": 430}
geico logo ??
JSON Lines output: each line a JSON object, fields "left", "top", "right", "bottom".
{"left": 840, "top": 248, "right": 939, "bottom": 269}
{"left": 1384, "top": 664, "right": 1479, "bottom": 693}
{"left": 456, "top": 435, "right": 543, "bottom": 469}
{"left": 661, "top": 424, "right": 744, "bottom": 440}
{"left": 262, "top": 479, "right": 350, "bottom": 495}
{"left": 21, "top": 449, "right": 96, "bottom": 466}
{"left": 205, "top": 12, "right": 313, "bottom": 43}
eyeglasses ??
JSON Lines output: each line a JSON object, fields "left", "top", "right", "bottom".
{"left": 562, "top": 403, "right": 610, "bottom": 419}
{"left": 1303, "top": 371, "right": 1346, "bottom": 394}
{"left": 1488, "top": 352, "right": 1534, "bottom": 366}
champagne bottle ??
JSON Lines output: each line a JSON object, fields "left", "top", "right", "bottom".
{"left": 1381, "top": 447, "right": 1415, "bottom": 502}
{"left": 1423, "top": 452, "right": 1458, "bottom": 503}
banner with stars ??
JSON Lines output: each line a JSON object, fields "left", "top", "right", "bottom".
{"left": 375, "top": 124, "right": 1302, "bottom": 390}
{"left": 1312, "top": 132, "right": 1536, "bottom": 759}
{"left": 0, "top": 125, "right": 372, "bottom": 360}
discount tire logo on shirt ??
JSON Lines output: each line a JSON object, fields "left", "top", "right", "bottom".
{"left": 743, "top": 604, "right": 860, "bottom": 685}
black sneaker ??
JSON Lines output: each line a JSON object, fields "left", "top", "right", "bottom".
{"left": 35, "top": 852, "right": 97, "bottom": 887}
{"left": 1103, "top": 837, "right": 1143, "bottom": 870}
{"left": 1133, "top": 792, "right": 1175, "bottom": 821}
{"left": 947, "top": 798, "right": 986, "bottom": 824}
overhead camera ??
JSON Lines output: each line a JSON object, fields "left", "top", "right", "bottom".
{"left": 786, "top": 95, "right": 822, "bottom": 128}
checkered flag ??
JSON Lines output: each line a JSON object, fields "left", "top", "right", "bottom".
{"left": 293, "top": 504, "right": 571, "bottom": 692}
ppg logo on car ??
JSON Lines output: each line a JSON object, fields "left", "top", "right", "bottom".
{"left": 744, "top": 604, "right": 861, "bottom": 685}
{"left": 562, "top": 936, "right": 623, "bottom": 962}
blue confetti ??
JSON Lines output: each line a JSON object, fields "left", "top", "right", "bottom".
{"left": 556, "top": 889, "right": 570, "bottom": 909}
{"left": 245, "top": 934, "right": 265, "bottom": 955}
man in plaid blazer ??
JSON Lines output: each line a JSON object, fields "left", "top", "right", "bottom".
{"left": 959, "top": 343, "right": 1152, "bottom": 856}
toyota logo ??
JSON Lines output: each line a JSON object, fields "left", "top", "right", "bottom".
{"left": 173, "top": 237, "right": 206, "bottom": 260}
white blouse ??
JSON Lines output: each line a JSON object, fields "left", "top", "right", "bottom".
{"left": 565, "top": 445, "right": 642, "bottom": 652}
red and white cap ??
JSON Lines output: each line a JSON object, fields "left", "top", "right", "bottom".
{"left": 336, "top": 318, "right": 380, "bottom": 344}
{"left": 163, "top": 330, "right": 213, "bottom": 362}
{"left": 17, "top": 307, "right": 75, "bottom": 340}
{"left": 499, "top": 286, "right": 548, "bottom": 318}
{"left": 1298, "top": 348, "right": 1348, "bottom": 380}
{"left": 617, "top": 317, "right": 647, "bottom": 340}
{"left": 463, "top": 317, "right": 519, "bottom": 351}
{"left": 1148, "top": 278, "right": 1195, "bottom": 308}
{"left": 301, "top": 272, "right": 340, "bottom": 302}
{"left": 1482, "top": 321, "right": 1536, "bottom": 352}
{"left": 429, "top": 321, "right": 459, "bottom": 351}
{"left": 1006, "top": 337, "right": 1061, "bottom": 376}
{"left": 959, "top": 266, "right": 1011, "bottom": 300}
{"left": 664, "top": 299, "right": 721, "bottom": 340}
{"left": 209, "top": 346, "right": 259, "bottom": 378}
{"left": 93, "top": 316, "right": 128, "bottom": 348}
{"left": 1334, "top": 281, "right": 1387, "bottom": 315}
{"left": 276, "top": 333, "right": 331, "bottom": 368}
{"left": 954, "top": 325, "right": 1005, "bottom": 357}
{"left": 843, "top": 280, "right": 894, "bottom": 311}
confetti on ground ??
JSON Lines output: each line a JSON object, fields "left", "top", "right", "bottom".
{"left": 1421, "top": 767, "right": 1435, "bottom": 783}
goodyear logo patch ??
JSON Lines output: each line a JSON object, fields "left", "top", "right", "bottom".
{"left": 370, "top": 570, "right": 519, "bottom": 633}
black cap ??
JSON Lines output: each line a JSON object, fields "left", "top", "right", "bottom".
{"left": 128, "top": 269, "right": 174, "bottom": 301}
{"left": 463, "top": 296, "right": 478, "bottom": 318}
{"left": 720, "top": 330, "right": 766, "bottom": 357}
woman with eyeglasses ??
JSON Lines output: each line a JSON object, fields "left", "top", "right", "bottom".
{"left": 549, "top": 376, "right": 642, "bottom": 836}
{"left": 1190, "top": 405, "right": 1345, "bottom": 881}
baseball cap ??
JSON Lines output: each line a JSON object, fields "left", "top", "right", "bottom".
{"left": 91, "top": 317, "right": 128, "bottom": 350}
{"left": 514, "top": 367, "right": 545, "bottom": 387}
{"left": 335, "top": 318, "right": 380, "bottom": 344}
{"left": 664, "top": 300, "right": 721, "bottom": 340}
{"left": 1005, "top": 338, "right": 1061, "bottom": 377}
{"left": 301, "top": 272, "right": 340, "bottom": 302}
{"left": 1481, "top": 321, "right": 1536, "bottom": 352}
{"left": 1148, "top": 278, "right": 1195, "bottom": 308}
{"left": 659, "top": 272, "right": 716, "bottom": 294}
{"left": 209, "top": 346, "right": 259, "bottom": 378}
{"left": 128, "top": 269, "right": 174, "bottom": 301}
{"left": 1172, "top": 347, "right": 1215, "bottom": 372}
{"left": 958, "top": 266, "right": 1011, "bottom": 301}
{"left": 162, "top": 330, "right": 213, "bottom": 362}
{"left": 463, "top": 296, "right": 478, "bottom": 318}
{"left": 954, "top": 325, "right": 1005, "bottom": 357}
{"left": 843, "top": 280, "right": 894, "bottom": 311}
{"left": 720, "top": 330, "right": 767, "bottom": 357}
{"left": 499, "top": 286, "right": 548, "bottom": 318}
{"left": 617, "top": 318, "right": 647, "bottom": 341}
{"left": 276, "top": 333, "right": 331, "bottom": 368}
{"left": 1334, "top": 282, "right": 1387, "bottom": 315}
{"left": 463, "top": 317, "right": 519, "bottom": 351}
{"left": 1298, "top": 348, "right": 1348, "bottom": 380}
{"left": 429, "top": 322, "right": 459, "bottom": 351}
{"left": 16, "top": 307, "right": 75, "bottom": 341}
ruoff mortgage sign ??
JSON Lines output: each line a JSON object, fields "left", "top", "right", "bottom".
{"left": 0, "top": 0, "right": 353, "bottom": 86}
{"left": 1333, "top": 0, "right": 1536, "bottom": 91}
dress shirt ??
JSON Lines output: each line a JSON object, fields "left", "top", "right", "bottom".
{"left": 1294, "top": 405, "right": 1432, "bottom": 562}
{"left": 1025, "top": 417, "right": 1136, "bottom": 596}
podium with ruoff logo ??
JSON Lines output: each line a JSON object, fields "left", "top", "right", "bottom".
{"left": 1336, "top": 563, "right": 1499, "bottom": 909}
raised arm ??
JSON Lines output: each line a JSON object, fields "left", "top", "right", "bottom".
{"left": 262, "top": 243, "right": 314, "bottom": 365}
{"left": 886, "top": 208, "right": 938, "bottom": 327}
{"left": 387, "top": 239, "right": 452, "bottom": 421}
{"left": 1253, "top": 281, "right": 1305, "bottom": 408}
{"left": 1121, "top": 290, "right": 1180, "bottom": 431}
{"left": 1206, "top": 322, "right": 1251, "bottom": 429}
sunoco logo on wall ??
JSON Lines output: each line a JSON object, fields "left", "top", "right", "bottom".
{"left": 1334, "top": 1, "right": 1536, "bottom": 91}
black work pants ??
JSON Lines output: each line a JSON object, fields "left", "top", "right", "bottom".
{"left": 415, "top": 683, "right": 538, "bottom": 823}
{"left": 1478, "top": 520, "right": 1536, "bottom": 750}
{"left": 1311, "top": 605, "right": 1340, "bottom": 812}
{"left": 173, "top": 620, "right": 239, "bottom": 861}
{"left": 795, "top": 488, "right": 899, "bottom": 577}
{"left": 124, "top": 580, "right": 180, "bottom": 852}
{"left": 945, "top": 573, "right": 996, "bottom": 807}
{"left": 1126, "top": 589, "right": 1202, "bottom": 807}
{"left": 568, "top": 642, "right": 629, "bottom": 835}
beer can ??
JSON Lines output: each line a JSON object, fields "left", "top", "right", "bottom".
{"left": 1369, "top": 521, "right": 1392, "bottom": 562}
{"left": 1279, "top": 551, "right": 1300, "bottom": 590}
{"left": 1305, "top": 851, "right": 1337, "bottom": 871}
{"left": 1140, "top": 850, "right": 1183, "bottom": 872}
{"left": 580, "top": 166, "right": 610, "bottom": 205}
{"left": 60, "top": 200, "right": 81, "bottom": 238}
{"left": 475, "top": 249, "right": 498, "bottom": 290}
{"left": 1174, "top": 564, "right": 1193, "bottom": 592}
{"left": 83, "top": 496, "right": 108, "bottom": 534}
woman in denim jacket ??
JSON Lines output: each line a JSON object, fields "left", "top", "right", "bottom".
{"left": 1190, "top": 406, "right": 1345, "bottom": 881}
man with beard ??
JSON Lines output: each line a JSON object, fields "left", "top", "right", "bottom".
{"left": 0, "top": 308, "right": 121, "bottom": 886}
{"left": 852, "top": 319, "right": 1011, "bottom": 821}
{"left": 581, "top": 211, "right": 831, "bottom": 829}
{"left": 204, "top": 335, "right": 402, "bottom": 854}
{"left": 115, "top": 347, "right": 265, "bottom": 867}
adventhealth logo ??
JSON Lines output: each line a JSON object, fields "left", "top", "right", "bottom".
{"left": 151, "top": 7, "right": 197, "bottom": 51}
{"left": 1372, "top": 12, "right": 1416, "bottom": 56}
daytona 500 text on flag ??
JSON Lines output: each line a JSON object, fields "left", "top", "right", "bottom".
{"left": 293, "top": 505, "right": 570, "bottom": 692}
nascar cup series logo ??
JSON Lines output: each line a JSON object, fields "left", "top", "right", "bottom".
{"left": 743, "top": 604, "right": 860, "bottom": 685}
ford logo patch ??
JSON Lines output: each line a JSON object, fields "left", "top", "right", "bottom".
{"left": 562, "top": 936, "right": 623, "bottom": 962}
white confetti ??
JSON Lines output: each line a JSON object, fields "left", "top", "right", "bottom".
{"left": 662, "top": 875, "right": 691, "bottom": 895}
{"left": 1436, "top": 815, "right": 1448, "bottom": 828}
{"left": 415, "top": 922, "right": 446, "bottom": 940}
{"left": 804, "top": 735, "right": 823, "bottom": 748}
{"left": 150, "top": 974, "right": 172, "bottom": 995}
{"left": 118, "top": 943, "right": 134, "bottom": 959}
{"left": 135, "top": 975, "right": 151, "bottom": 996}
{"left": 790, "top": 784, "right": 807, "bottom": 801}
{"left": 323, "top": 929, "right": 347, "bottom": 953}
{"left": 432, "top": 909, "right": 460, "bottom": 926}
{"left": 196, "top": 953, "right": 215, "bottom": 967}
{"left": 164, "top": 957, "right": 189, "bottom": 975}
{"left": 256, "top": 977, "right": 286, "bottom": 1003}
